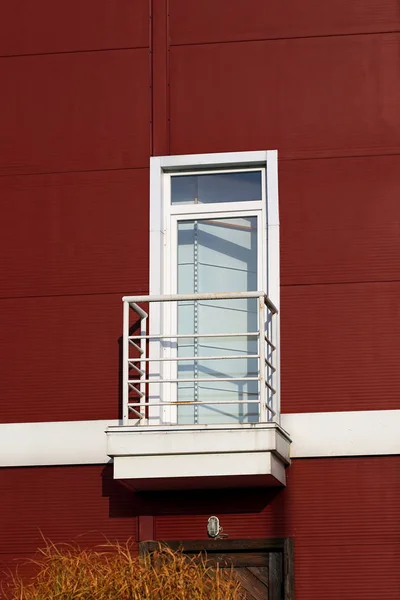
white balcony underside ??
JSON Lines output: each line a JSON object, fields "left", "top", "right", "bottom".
{"left": 107, "top": 423, "right": 290, "bottom": 491}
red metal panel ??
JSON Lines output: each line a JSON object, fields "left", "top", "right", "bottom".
{"left": 0, "top": 294, "right": 125, "bottom": 423}
{"left": 0, "top": 553, "right": 37, "bottom": 581}
{"left": 170, "top": 0, "right": 400, "bottom": 45}
{"left": 0, "top": 49, "right": 149, "bottom": 176}
{"left": 155, "top": 457, "right": 400, "bottom": 543}
{"left": 281, "top": 282, "right": 400, "bottom": 413}
{"left": 280, "top": 155, "right": 400, "bottom": 286}
{"left": 0, "top": 0, "right": 149, "bottom": 56}
{"left": 138, "top": 516, "right": 155, "bottom": 541}
{"left": 151, "top": 0, "right": 170, "bottom": 155}
{"left": 0, "top": 169, "right": 149, "bottom": 298}
{"left": 0, "top": 458, "right": 398, "bottom": 597}
{"left": 169, "top": 34, "right": 400, "bottom": 159}
{"left": 0, "top": 465, "right": 137, "bottom": 563}
{"left": 295, "top": 544, "right": 400, "bottom": 600}
{"left": 156, "top": 457, "right": 400, "bottom": 599}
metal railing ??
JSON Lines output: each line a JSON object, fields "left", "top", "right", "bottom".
{"left": 122, "top": 292, "right": 279, "bottom": 426}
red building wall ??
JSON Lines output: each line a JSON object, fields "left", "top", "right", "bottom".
{"left": 2, "top": 1, "right": 400, "bottom": 423}
{"left": 0, "top": 0, "right": 150, "bottom": 424}
{"left": 0, "top": 1, "right": 399, "bottom": 598}
{"left": 157, "top": 456, "right": 400, "bottom": 600}
{"left": 0, "top": 458, "right": 399, "bottom": 598}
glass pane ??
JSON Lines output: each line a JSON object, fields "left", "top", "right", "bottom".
{"left": 177, "top": 216, "right": 259, "bottom": 425}
{"left": 171, "top": 171, "right": 262, "bottom": 204}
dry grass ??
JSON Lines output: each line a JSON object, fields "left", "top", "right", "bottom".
{"left": 1, "top": 540, "right": 246, "bottom": 600}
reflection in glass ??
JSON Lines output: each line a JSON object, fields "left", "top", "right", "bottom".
{"left": 177, "top": 217, "right": 259, "bottom": 425}
{"left": 171, "top": 171, "right": 262, "bottom": 204}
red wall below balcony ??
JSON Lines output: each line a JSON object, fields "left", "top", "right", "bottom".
{"left": 0, "top": 457, "right": 398, "bottom": 599}
{"left": 155, "top": 456, "right": 400, "bottom": 600}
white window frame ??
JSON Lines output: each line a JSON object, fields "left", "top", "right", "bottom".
{"left": 149, "top": 151, "right": 280, "bottom": 425}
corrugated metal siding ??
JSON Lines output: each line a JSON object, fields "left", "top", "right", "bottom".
{"left": 0, "top": 0, "right": 148, "bottom": 56}
{"left": 0, "top": 1, "right": 399, "bottom": 421}
{"left": 0, "top": 6, "right": 150, "bottom": 423}
{"left": 0, "top": 49, "right": 149, "bottom": 176}
{"left": 0, "top": 169, "right": 149, "bottom": 298}
{"left": 281, "top": 282, "right": 400, "bottom": 413}
{"left": 0, "top": 465, "right": 138, "bottom": 572}
{"left": 169, "top": 34, "right": 400, "bottom": 160}
{"left": 155, "top": 457, "right": 400, "bottom": 542}
{"left": 169, "top": 0, "right": 400, "bottom": 45}
{"left": 295, "top": 544, "right": 400, "bottom": 600}
{"left": 156, "top": 457, "right": 400, "bottom": 600}
{"left": 0, "top": 459, "right": 398, "bottom": 597}
{"left": 0, "top": 3, "right": 399, "bottom": 599}
{"left": 279, "top": 155, "right": 400, "bottom": 287}
{"left": 0, "top": 294, "right": 123, "bottom": 423}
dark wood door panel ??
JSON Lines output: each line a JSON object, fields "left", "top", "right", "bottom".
{"left": 231, "top": 566, "right": 269, "bottom": 600}
{"left": 268, "top": 554, "right": 284, "bottom": 600}
{"left": 220, "top": 553, "right": 283, "bottom": 599}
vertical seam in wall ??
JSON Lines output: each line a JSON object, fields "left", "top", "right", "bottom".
{"left": 149, "top": 0, "right": 154, "bottom": 156}
{"left": 166, "top": 0, "right": 171, "bottom": 154}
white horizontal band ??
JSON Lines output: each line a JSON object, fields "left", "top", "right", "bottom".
{"left": 282, "top": 410, "right": 400, "bottom": 458}
{"left": 0, "top": 410, "right": 398, "bottom": 467}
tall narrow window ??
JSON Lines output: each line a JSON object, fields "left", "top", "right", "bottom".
{"left": 148, "top": 152, "right": 279, "bottom": 426}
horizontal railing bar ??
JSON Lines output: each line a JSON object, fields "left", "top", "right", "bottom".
{"left": 123, "top": 291, "right": 265, "bottom": 303}
{"left": 128, "top": 332, "right": 259, "bottom": 340}
{"left": 127, "top": 401, "right": 276, "bottom": 416}
{"left": 128, "top": 354, "right": 260, "bottom": 362}
{"left": 264, "top": 358, "right": 276, "bottom": 372}
{"left": 128, "top": 377, "right": 259, "bottom": 384}
{"left": 128, "top": 400, "right": 260, "bottom": 406}
{"left": 124, "top": 292, "right": 278, "bottom": 311}
{"left": 265, "top": 381, "right": 277, "bottom": 393}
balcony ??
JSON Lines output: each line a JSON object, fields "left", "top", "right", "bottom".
{"left": 106, "top": 292, "right": 290, "bottom": 490}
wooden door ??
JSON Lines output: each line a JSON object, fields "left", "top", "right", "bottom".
{"left": 207, "top": 551, "right": 283, "bottom": 600}
{"left": 139, "top": 538, "right": 293, "bottom": 600}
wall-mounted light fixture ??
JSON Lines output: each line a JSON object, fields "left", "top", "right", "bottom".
{"left": 207, "top": 516, "right": 226, "bottom": 539}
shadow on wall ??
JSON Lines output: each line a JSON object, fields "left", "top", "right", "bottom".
{"left": 101, "top": 464, "right": 282, "bottom": 518}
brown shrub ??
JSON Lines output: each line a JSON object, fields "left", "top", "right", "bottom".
{"left": 1, "top": 540, "right": 246, "bottom": 600}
